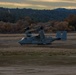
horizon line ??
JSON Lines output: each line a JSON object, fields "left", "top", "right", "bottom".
{"left": 0, "top": 7, "right": 76, "bottom": 10}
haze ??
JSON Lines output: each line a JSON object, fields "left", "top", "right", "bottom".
{"left": 0, "top": 0, "right": 76, "bottom": 9}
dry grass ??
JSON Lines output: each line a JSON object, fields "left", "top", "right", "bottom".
{"left": 0, "top": 33, "right": 76, "bottom": 66}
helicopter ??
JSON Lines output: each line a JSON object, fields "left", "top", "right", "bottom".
{"left": 18, "top": 26, "right": 67, "bottom": 45}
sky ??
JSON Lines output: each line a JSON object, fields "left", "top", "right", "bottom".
{"left": 0, "top": 0, "right": 76, "bottom": 9}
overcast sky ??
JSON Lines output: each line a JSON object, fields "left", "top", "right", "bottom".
{"left": 0, "top": 0, "right": 76, "bottom": 9}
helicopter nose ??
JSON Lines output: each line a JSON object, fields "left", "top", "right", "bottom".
{"left": 18, "top": 40, "right": 23, "bottom": 45}
{"left": 18, "top": 37, "right": 25, "bottom": 45}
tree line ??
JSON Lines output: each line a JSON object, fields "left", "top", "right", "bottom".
{"left": 0, "top": 14, "right": 76, "bottom": 33}
{"left": 0, "top": 7, "right": 76, "bottom": 23}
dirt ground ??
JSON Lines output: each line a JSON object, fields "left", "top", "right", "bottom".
{"left": 0, "top": 33, "right": 76, "bottom": 75}
{"left": 0, "top": 65, "right": 76, "bottom": 75}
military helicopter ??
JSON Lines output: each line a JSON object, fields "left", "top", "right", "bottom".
{"left": 18, "top": 26, "right": 67, "bottom": 45}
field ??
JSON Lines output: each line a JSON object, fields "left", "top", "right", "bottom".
{"left": 0, "top": 33, "right": 76, "bottom": 75}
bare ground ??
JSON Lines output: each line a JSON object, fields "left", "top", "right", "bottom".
{"left": 0, "top": 65, "right": 76, "bottom": 75}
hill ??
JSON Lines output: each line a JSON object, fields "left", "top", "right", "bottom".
{"left": 0, "top": 7, "right": 76, "bottom": 23}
